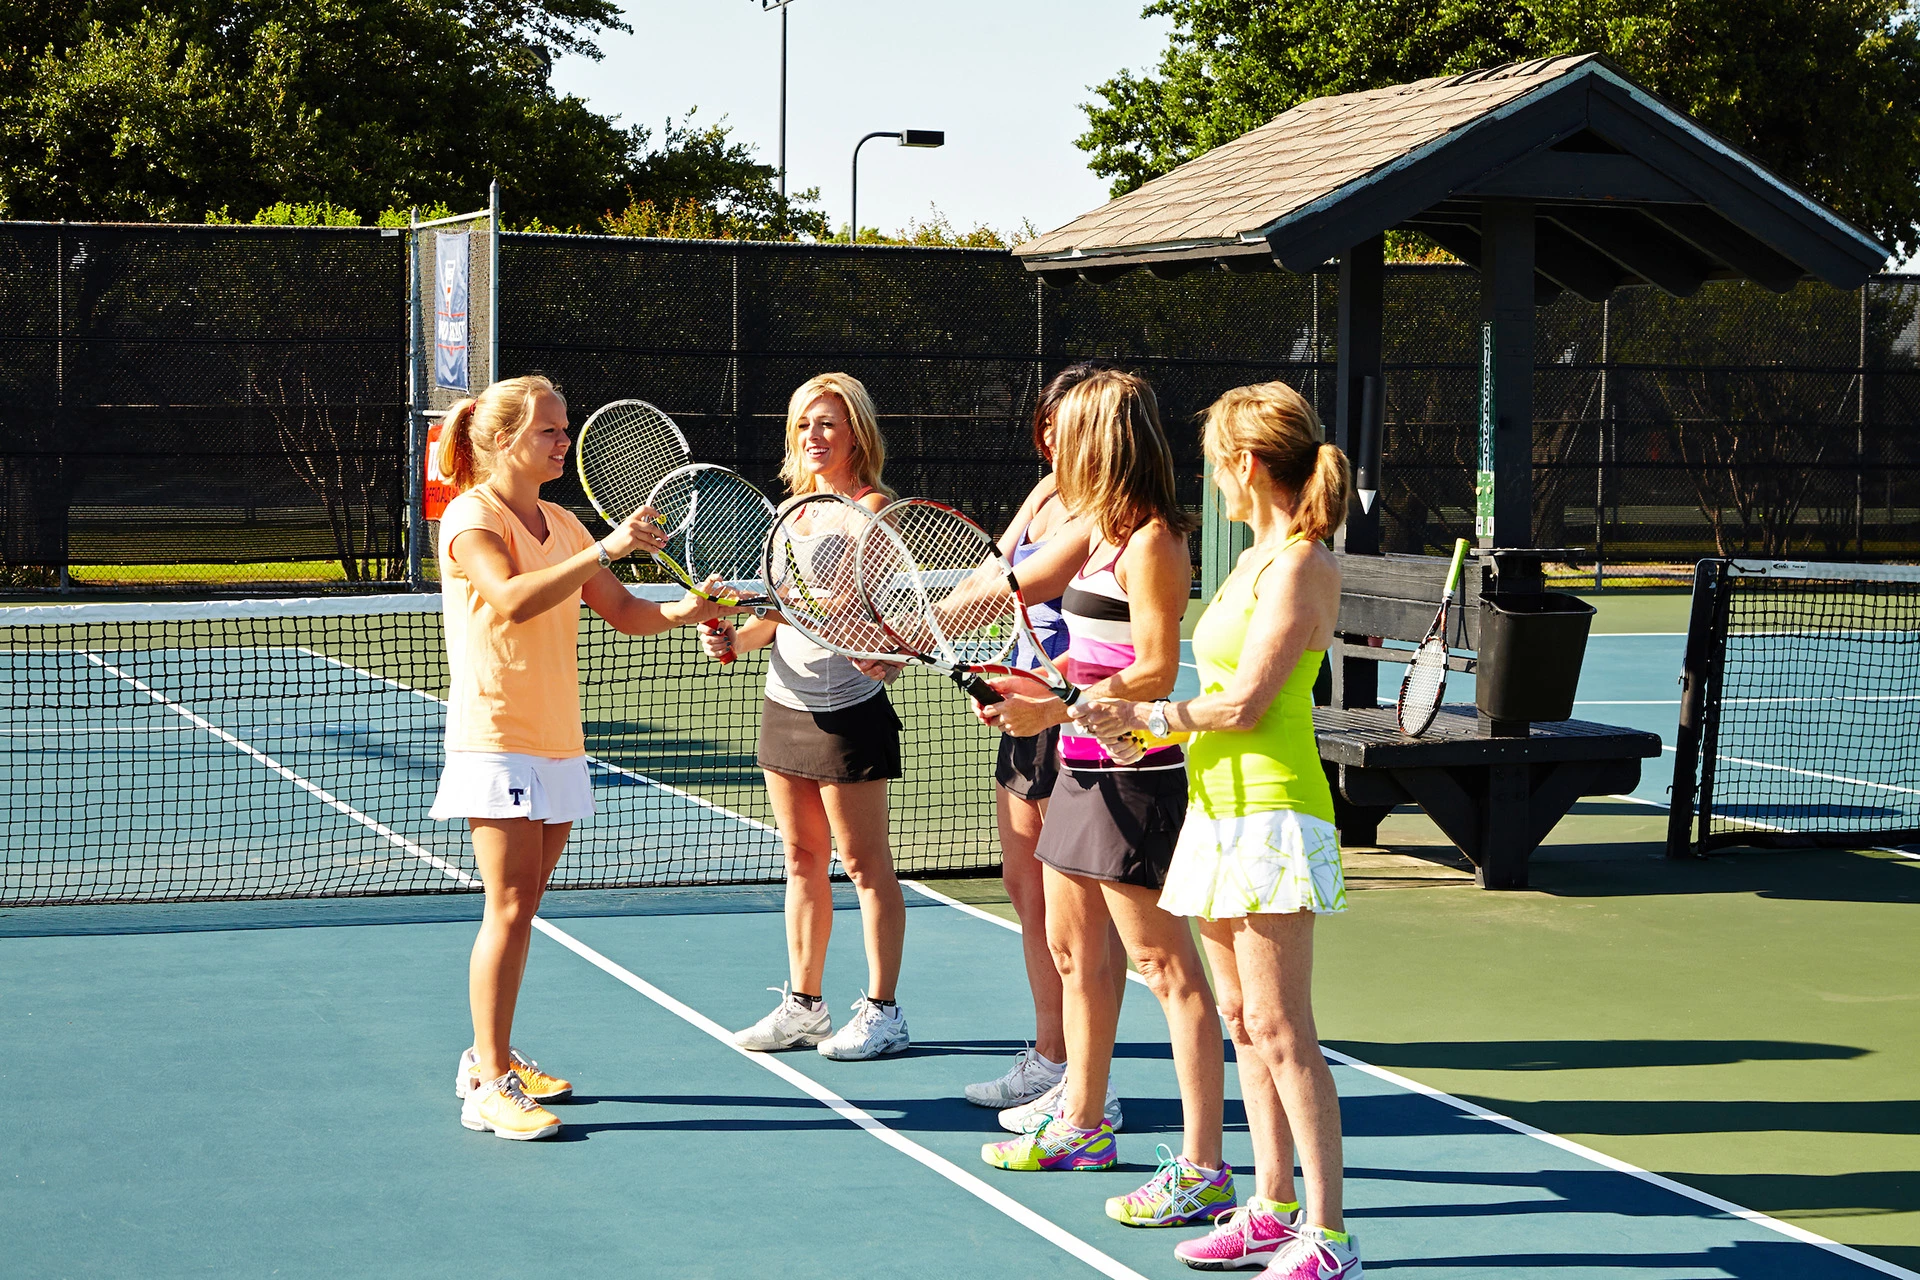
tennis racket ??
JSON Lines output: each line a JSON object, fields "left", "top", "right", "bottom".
{"left": 575, "top": 399, "right": 692, "bottom": 523}
{"left": 1396, "top": 537, "right": 1470, "bottom": 736}
{"left": 856, "top": 499, "right": 1180, "bottom": 762}
{"left": 761, "top": 492, "right": 903, "bottom": 662}
{"left": 645, "top": 464, "right": 777, "bottom": 666}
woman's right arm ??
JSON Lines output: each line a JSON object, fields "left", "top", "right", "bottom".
{"left": 448, "top": 506, "right": 655, "bottom": 624}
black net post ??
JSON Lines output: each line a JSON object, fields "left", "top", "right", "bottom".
{"left": 1666, "top": 557, "right": 1728, "bottom": 857}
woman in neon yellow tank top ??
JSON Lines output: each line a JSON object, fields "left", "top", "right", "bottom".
{"left": 1076, "top": 381, "right": 1360, "bottom": 1279}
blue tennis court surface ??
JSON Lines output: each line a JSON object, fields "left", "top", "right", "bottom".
{"left": 4, "top": 882, "right": 1900, "bottom": 1279}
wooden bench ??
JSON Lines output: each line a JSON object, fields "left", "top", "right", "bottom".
{"left": 1316, "top": 551, "right": 1661, "bottom": 889}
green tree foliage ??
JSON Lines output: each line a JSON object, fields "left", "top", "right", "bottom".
{"left": 0, "top": 0, "right": 822, "bottom": 234}
{"left": 1080, "top": 0, "right": 1920, "bottom": 257}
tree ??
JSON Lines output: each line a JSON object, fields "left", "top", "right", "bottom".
{"left": 1080, "top": 0, "right": 1920, "bottom": 258}
{"left": 0, "top": 0, "right": 822, "bottom": 233}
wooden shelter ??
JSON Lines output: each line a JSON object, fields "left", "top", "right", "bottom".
{"left": 1015, "top": 53, "right": 1890, "bottom": 561}
{"left": 1014, "top": 55, "right": 1893, "bottom": 887}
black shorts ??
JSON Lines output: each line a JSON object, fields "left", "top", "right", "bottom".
{"left": 756, "top": 692, "right": 903, "bottom": 784}
{"left": 1034, "top": 764, "right": 1188, "bottom": 890}
{"left": 995, "top": 724, "right": 1061, "bottom": 801}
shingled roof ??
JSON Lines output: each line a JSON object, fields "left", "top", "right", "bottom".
{"left": 1016, "top": 55, "right": 1888, "bottom": 298}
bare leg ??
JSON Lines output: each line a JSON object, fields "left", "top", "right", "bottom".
{"left": 764, "top": 770, "right": 833, "bottom": 995}
{"left": 1199, "top": 919, "right": 1298, "bottom": 1204}
{"left": 999, "top": 788, "right": 1066, "bottom": 1060}
{"left": 469, "top": 817, "right": 568, "bottom": 1082}
{"left": 1232, "top": 911, "right": 1343, "bottom": 1232}
{"left": 1104, "top": 882, "right": 1223, "bottom": 1171}
{"left": 1043, "top": 864, "right": 1119, "bottom": 1130}
{"left": 820, "top": 778, "right": 901, "bottom": 1001}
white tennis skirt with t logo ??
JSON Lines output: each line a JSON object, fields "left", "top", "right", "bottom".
{"left": 429, "top": 752, "right": 595, "bottom": 824}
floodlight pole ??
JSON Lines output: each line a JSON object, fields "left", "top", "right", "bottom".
{"left": 757, "top": 0, "right": 801, "bottom": 204}
{"left": 850, "top": 129, "right": 944, "bottom": 243}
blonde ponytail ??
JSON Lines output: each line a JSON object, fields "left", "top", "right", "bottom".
{"left": 1202, "top": 380, "right": 1351, "bottom": 543}
{"left": 436, "top": 398, "right": 480, "bottom": 491}
{"left": 433, "top": 375, "right": 562, "bottom": 493}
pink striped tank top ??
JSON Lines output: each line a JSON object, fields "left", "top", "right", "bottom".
{"left": 1056, "top": 542, "right": 1186, "bottom": 773}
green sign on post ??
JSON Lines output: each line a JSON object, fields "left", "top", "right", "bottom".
{"left": 1476, "top": 319, "right": 1496, "bottom": 540}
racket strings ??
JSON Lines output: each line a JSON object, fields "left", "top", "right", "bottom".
{"left": 767, "top": 500, "right": 891, "bottom": 656}
{"left": 577, "top": 402, "right": 691, "bottom": 518}
{"left": 864, "top": 504, "right": 1015, "bottom": 665}
{"left": 1397, "top": 643, "right": 1448, "bottom": 734}
{"left": 650, "top": 468, "right": 773, "bottom": 589}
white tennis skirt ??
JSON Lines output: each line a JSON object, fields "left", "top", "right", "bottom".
{"left": 1158, "top": 808, "right": 1347, "bottom": 920}
{"left": 428, "top": 752, "right": 595, "bottom": 824}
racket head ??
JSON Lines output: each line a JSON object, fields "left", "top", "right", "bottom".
{"left": 762, "top": 492, "right": 895, "bottom": 659}
{"left": 575, "top": 399, "right": 691, "bottom": 524}
{"left": 646, "top": 464, "right": 775, "bottom": 602}
{"left": 1395, "top": 638, "right": 1449, "bottom": 736}
{"left": 857, "top": 499, "right": 1017, "bottom": 669}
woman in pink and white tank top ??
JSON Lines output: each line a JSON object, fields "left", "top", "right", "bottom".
{"left": 973, "top": 371, "right": 1230, "bottom": 1224}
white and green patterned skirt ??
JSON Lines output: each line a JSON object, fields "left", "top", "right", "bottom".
{"left": 1158, "top": 808, "right": 1347, "bottom": 920}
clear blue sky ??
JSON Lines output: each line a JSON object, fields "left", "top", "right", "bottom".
{"left": 551, "top": 1, "right": 1174, "bottom": 238}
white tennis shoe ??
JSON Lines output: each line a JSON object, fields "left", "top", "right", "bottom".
{"left": 733, "top": 985, "right": 831, "bottom": 1052}
{"left": 818, "top": 995, "right": 909, "bottom": 1061}
{"left": 998, "top": 1074, "right": 1123, "bottom": 1133}
{"left": 964, "top": 1046, "right": 1065, "bottom": 1108}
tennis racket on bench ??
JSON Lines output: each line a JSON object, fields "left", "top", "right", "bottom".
{"left": 1396, "top": 537, "right": 1470, "bottom": 737}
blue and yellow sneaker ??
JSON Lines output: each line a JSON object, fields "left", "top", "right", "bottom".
{"left": 1105, "top": 1144, "right": 1235, "bottom": 1226}
{"left": 982, "top": 1115, "right": 1117, "bottom": 1171}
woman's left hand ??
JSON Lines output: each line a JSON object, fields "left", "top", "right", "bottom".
{"left": 1070, "top": 697, "right": 1145, "bottom": 751}
{"left": 851, "top": 657, "right": 904, "bottom": 683}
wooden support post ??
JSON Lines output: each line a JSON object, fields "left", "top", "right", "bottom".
{"left": 1333, "top": 236, "right": 1385, "bottom": 709}
{"left": 1478, "top": 201, "right": 1535, "bottom": 554}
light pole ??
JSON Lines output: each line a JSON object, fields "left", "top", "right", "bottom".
{"left": 850, "top": 130, "right": 944, "bottom": 243}
{"left": 754, "top": 0, "right": 800, "bottom": 203}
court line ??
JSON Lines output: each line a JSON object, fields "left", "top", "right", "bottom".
{"left": 82, "top": 649, "right": 1144, "bottom": 1279}
{"left": 903, "top": 879, "right": 1920, "bottom": 1280}
{"left": 534, "top": 921, "right": 1150, "bottom": 1280}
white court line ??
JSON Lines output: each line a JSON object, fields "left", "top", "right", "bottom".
{"left": 82, "top": 650, "right": 1143, "bottom": 1279}
{"left": 902, "top": 879, "right": 1920, "bottom": 1280}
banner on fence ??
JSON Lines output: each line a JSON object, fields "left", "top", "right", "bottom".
{"left": 423, "top": 421, "right": 456, "bottom": 521}
{"left": 1475, "top": 319, "right": 1495, "bottom": 540}
{"left": 434, "top": 232, "right": 470, "bottom": 391}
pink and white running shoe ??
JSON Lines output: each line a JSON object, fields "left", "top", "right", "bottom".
{"left": 1260, "top": 1227, "right": 1361, "bottom": 1279}
{"left": 1174, "top": 1202, "right": 1298, "bottom": 1269}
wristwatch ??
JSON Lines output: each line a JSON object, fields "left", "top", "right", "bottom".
{"left": 595, "top": 540, "right": 613, "bottom": 568}
{"left": 1146, "top": 700, "right": 1171, "bottom": 739}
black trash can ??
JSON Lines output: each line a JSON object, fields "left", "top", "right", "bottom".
{"left": 1476, "top": 592, "right": 1596, "bottom": 722}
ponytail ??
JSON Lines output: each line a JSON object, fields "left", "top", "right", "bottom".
{"left": 1295, "top": 441, "right": 1352, "bottom": 544}
{"left": 437, "top": 398, "right": 480, "bottom": 492}
{"left": 1201, "top": 381, "right": 1351, "bottom": 543}
{"left": 433, "top": 376, "right": 561, "bottom": 494}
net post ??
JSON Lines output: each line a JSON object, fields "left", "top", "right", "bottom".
{"left": 1665, "top": 558, "right": 1726, "bottom": 858}
{"left": 405, "top": 208, "right": 425, "bottom": 588}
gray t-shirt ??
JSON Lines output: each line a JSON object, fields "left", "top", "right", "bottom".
{"left": 765, "top": 622, "right": 885, "bottom": 712}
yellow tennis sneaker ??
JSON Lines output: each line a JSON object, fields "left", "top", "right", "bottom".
{"left": 460, "top": 1071, "right": 561, "bottom": 1141}
{"left": 455, "top": 1046, "right": 573, "bottom": 1102}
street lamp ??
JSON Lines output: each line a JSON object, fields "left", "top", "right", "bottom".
{"left": 753, "top": 0, "right": 801, "bottom": 203}
{"left": 850, "top": 130, "right": 945, "bottom": 243}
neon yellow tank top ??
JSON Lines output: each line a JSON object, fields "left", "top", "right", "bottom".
{"left": 1187, "top": 539, "right": 1336, "bottom": 822}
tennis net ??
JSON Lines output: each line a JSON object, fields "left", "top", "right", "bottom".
{"left": 1, "top": 590, "right": 999, "bottom": 906}
{"left": 1667, "top": 558, "right": 1920, "bottom": 856}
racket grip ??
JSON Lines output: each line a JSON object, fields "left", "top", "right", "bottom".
{"left": 958, "top": 673, "right": 1004, "bottom": 705}
{"left": 702, "top": 620, "right": 736, "bottom": 666}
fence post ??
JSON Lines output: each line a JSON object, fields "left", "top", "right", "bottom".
{"left": 1857, "top": 283, "right": 1867, "bottom": 555}
{"left": 1595, "top": 296, "right": 1609, "bottom": 589}
{"left": 405, "top": 209, "right": 425, "bottom": 588}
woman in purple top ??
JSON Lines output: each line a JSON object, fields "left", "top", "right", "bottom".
{"left": 960, "top": 363, "right": 1129, "bottom": 1127}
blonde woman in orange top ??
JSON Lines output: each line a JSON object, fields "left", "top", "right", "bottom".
{"left": 429, "top": 374, "right": 726, "bottom": 1141}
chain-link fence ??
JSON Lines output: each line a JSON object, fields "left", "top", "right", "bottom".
{"left": 3, "top": 222, "right": 1916, "bottom": 593}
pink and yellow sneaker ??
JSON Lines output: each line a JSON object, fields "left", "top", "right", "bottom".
{"left": 1174, "top": 1199, "right": 1299, "bottom": 1269}
{"left": 981, "top": 1115, "right": 1117, "bottom": 1171}
{"left": 1106, "top": 1144, "right": 1235, "bottom": 1226}
{"left": 1261, "top": 1226, "right": 1361, "bottom": 1279}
